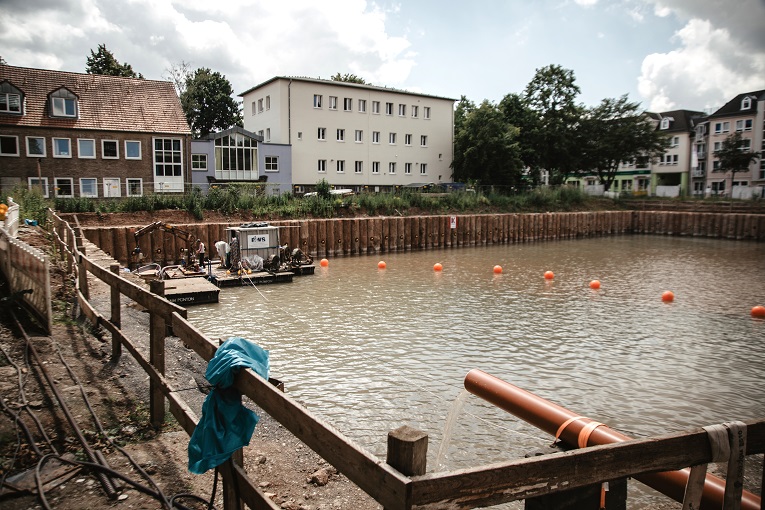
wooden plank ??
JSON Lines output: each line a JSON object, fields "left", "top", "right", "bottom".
{"left": 232, "top": 368, "right": 410, "bottom": 509}
{"left": 410, "top": 419, "right": 765, "bottom": 509}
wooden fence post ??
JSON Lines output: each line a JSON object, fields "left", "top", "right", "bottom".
{"left": 77, "top": 243, "right": 89, "bottom": 301}
{"left": 149, "top": 279, "right": 166, "bottom": 428}
{"left": 387, "top": 425, "right": 427, "bottom": 477}
{"left": 109, "top": 263, "right": 122, "bottom": 360}
{"left": 219, "top": 449, "right": 244, "bottom": 510}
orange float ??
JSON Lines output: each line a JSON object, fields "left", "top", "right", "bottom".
{"left": 320, "top": 258, "right": 329, "bottom": 267}
{"left": 662, "top": 291, "right": 674, "bottom": 302}
{"left": 378, "top": 261, "right": 386, "bottom": 269}
{"left": 433, "top": 263, "right": 443, "bottom": 272}
{"left": 544, "top": 271, "right": 554, "bottom": 280}
{"left": 493, "top": 265, "right": 502, "bottom": 274}
{"left": 751, "top": 305, "right": 765, "bottom": 318}
{"left": 589, "top": 280, "right": 601, "bottom": 290}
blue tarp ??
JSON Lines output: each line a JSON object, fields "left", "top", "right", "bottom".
{"left": 187, "top": 337, "right": 270, "bottom": 474}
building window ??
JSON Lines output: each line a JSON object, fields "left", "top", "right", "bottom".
{"left": 50, "top": 88, "right": 77, "bottom": 117}
{"left": 297, "top": 132, "right": 303, "bottom": 141}
{"left": 372, "top": 161, "right": 380, "bottom": 174}
{"left": 154, "top": 138, "right": 183, "bottom": 177}
{"left": 318, "top": 127, "right": 326, "bottom": 141}
{"left": 318, "top": 159, "right": 327, "bottom": 173}
{"left": 102, "top": 140, "right": 119, "bottom": 159}
{"left": 670, "top": 136, "right": 679, "bottom": 147}
{"left": 191, "top": 154, "right": 208, "bottom": 171}
{"left": 265, "top": 156, "right": 279, "bottom": 172}
{"left": 251, "top": 101, "right": 257, "bottom": 115}
{"left": 372, "top": 101, "right": 380, "bottom": 114}
{"left": 404, "top": 134, "right": 412, "bottom": 146}
{"left": 398, "top": 104, "right": 406, "bottom": 116}
{"left": 0, "top": 135, "right": 19, "bottom": 156}
{"left": 26, "top": 136, "right": 46, "bottom": 157}
{"left": 420, "top": 135, "right": 428, "bottom": 147}
{"left": 55, "top": 177, "right": 74, "bottom": 198}
{"left": 713, "top": 160, "right": 721, "bottom": 171}
{"left": 266, "top": 128, "right": 271, "bottom": 142}
{"left": 313, "top": 94, "right": 322, "bottom": 108}
{"left": 372, "top": 131, "right": 380, "bottom": 144}
{"left": 266, "top": 95, "right": 271, "bottom": 110}
{"left": 355, "top": 130, "right": 363, "bottom": 143}
{"left": 52, "top": 137, "right": 71, "bottom": 157}
{"left": 337, "top": 129, "right": 345, "bottom": 142}
{"left": 258, "top": 130, "right": 264, "bottom": 137}
{"left": 336, "top": 160, "right": 345, "bottom": 173}
{"left": 741, "top": 97, "right": 752, "bottom": 110}
{"left": 125, "top": 140, "right": 141, "bottom": 159}
{"left": 389, "top": 132, "right": 397, "bottom": 144}
{"left": 0, "top": 82, "right": 22, "bottom": 114}
{"left": 404, "top": 163, "right": 412, "bottom": 174}
{"left": 126, "top": 178, "right": 143, "bottom": 197}
{"left": 736, "top": 119, "right": 753, "bottom": 132}
{"left": 329, "top": 96, "right": 338, "bottom": 110}
{"left": 355, "top": 161, "right": 363, "bottom": 174}
{"left": 385, "top": 102, "right": 393, "bottom": 115}
{"left": 420, "top": 163, "right": 427, "bottom": 174}
{"left": 344, "top": 98, "right": 352, "bottom": 111}
{"left": 714, "top": 121, "right": 730, "bottom": 134}
{"left": 213, "top": 133, "right": 256, "bottom": 180}
{"left": 423, "top": 107, "right": 431, "bottom": 119}
{"left": 713, "top": 141, "right": 723, "bottom": 152}
{"left": 258, "top": 98, "right": 264, "bottom": 113}
{"left": 660, "top": 118, "right": 670, "bottom": 130}
{"left": 28, "top": 177, "right": 49, "bottom": 197}
{"left": 358, "top": 99, "right": 366, "bottom": 113}
{"left": 412, "top": 105, "right": 418, "bottom": 118}
{"left": 389, "top": 162, "right": 396, "bottom": 174}
{"left": 78, "top": 139, "right": 95, "bottom": 158}
{"left": 740, "top": 138, "right": 752, "bottom": 151}
{"left": 80, "top": 178, "right": 98, "bottom": 198}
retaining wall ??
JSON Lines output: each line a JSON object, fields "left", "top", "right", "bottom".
{"left": 81, "top": 210, "right": 765, "bottom": 267}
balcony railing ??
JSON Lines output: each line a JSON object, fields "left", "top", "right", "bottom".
{"left": 692, "top": 168, "right": 705, "bottom": 178}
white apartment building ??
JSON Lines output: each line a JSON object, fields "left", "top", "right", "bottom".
{"left": 240, "top": 77, "right": 456, "bottom": 193}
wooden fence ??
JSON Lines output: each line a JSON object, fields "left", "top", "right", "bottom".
{"left": 78, "top": 210, "right": 765, "bottom": 268}
{"left": 49, "top": 209, "right": 764, "bottom": 510}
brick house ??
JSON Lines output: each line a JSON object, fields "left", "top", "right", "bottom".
{"left": 0, "top": 64, "right": 191, "bottom": 198}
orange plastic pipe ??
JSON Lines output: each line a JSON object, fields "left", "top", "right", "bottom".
{"left": 464, "top": 369, "right": 760, "bottom": 510}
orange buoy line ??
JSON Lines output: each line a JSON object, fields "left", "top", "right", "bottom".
{"left": 662, "top": 290, "right": 675, "bottom": 302}
{"left": 544, "top": 270, "right": 554, "bottom": 280}
{"left": 433, "top": 263, "right": 443, "bottom": 272}
{"left": 378, "top": 261, "right": 386, "bottom": 269}
{"left": 751, "top": 305, "right": 765, "bottom": 318}
{"left": 320, "top": 258, "right": 329, "bottom": 267}
{"left": 464, "top": 369, "right": 761, "bottom": 510}
{"left": 493, "top": 265, "right": 502, "bottom": 274}
{"left": 589, "top": 280, "right": 601, "bottom": 289}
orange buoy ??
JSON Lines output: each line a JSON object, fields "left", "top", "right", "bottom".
{"left": 493, "top": 265, "right": 502, "bottom": 274}
{"left": 589, "top": 280, "right": 601, "bottom": 290}
{"left": 751, "top": 305, "right": 765, "bottom": 318}
{"left": 662, "top": 291, "right": 674, "bottom": 302}
{"left": 434, "top": 263, "right": 443, "bottom": 272}
{"left": 320, "top": 258, "right": 329, "bottom": 267}
{"left": 378, "top": 261, "right": 386, "bottom": 269}
{"left": 544, "top": 271, "right": 554, "bottom": 280}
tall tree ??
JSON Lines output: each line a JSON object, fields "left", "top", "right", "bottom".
{"left": 164, "top": 60, "right": 193, "bottom": 97}
{"left": 499, "top": 92, "right": 543, "bottom": 185}
{"left": 331, "top": 72, "right": 366, "bottom": 84}
{"left": 180, "top": 68, "right": 242, "bottom": 137}
{"left": 522, "top": 65, "right": 584, "bottom": 185}
{"left": 579, "top": 95, "right": 669, "bottom": 191}
{"left": 86, "top": 44, "right": 142, "bottom": 78}
{"left": 451, "top": 100, "right": 524, "bottom": 188}
{"left": 714, "top": 132, "right": 760, "bottom": 197}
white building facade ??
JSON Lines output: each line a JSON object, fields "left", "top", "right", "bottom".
{"left": 240, "top": 77, "right": 456, "bottom": 193}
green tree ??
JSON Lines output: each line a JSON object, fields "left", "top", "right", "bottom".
{"left": 579, "top": 95, "right": 669, "bottom": 191}
{"left": 86, "top": 44, "right": 143, "bottom": 78}
{"left": 451, "top": 100, "right": 524, "bottom": 188}
{"left": 499, "top": 92, "right": 543, "bottom": 185}
{"left": 453, "top": 95, "right": 476, "bottom": 134}
{"left": 164, "top": 60, "right": 193, "bottom": 96}
{"left": 331, "top": 73, "right": 366, "bottom": 84}
{"left": 714, "top": 132, "right": 760, "bottom": 197}
{"left": 522, "top": 65, "right": 584, "bottom": 185}
{"left": 180, "top": 68, "right": 242, "bottom": 137}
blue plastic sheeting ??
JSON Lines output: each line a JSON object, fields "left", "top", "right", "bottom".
{"left": 188, "top": 337, "right": 270, "bottom": 474}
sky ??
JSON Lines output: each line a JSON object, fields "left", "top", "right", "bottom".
{"left": 1, "top": 0, "right": 764, "bottom": 114}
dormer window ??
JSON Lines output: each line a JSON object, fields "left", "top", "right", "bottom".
{"left": 49, "top": 87, "right": 78, "bottom": 118}
{"left": 0, "top": 81, "right": 23, "bottom": 114}
{"left": 660, "top": 117, "right": 673, "bottom": 130}
{"left": 741, "top": 96, "right": 752, "bottom": 110}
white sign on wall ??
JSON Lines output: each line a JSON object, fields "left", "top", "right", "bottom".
{"left": 248, "top": 234, "right": 270, "bottom": 248}
{"left": 450, "top": 216, "right": 457, "bottom": 229}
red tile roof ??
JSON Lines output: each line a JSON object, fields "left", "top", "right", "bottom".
{"left": 0, "top": 64, "right": 191, "bottom": 134}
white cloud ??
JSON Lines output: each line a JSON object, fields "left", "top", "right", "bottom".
{"left": 574, "top": 0, "right": 599, "bottom": 6}
{"left": 638, "top": 18, "right": 765, "bottom": 111}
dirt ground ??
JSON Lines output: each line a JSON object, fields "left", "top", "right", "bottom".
{"left": 0, "top": 224, "right": 381, "bottom": 510}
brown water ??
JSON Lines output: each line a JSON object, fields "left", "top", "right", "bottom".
{"left": 188, "top": 235, "right": 765, "bottom": 506}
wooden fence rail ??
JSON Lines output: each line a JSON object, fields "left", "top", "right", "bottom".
{"left": 46, "top": 209, "right": 764, "bottom": 510}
